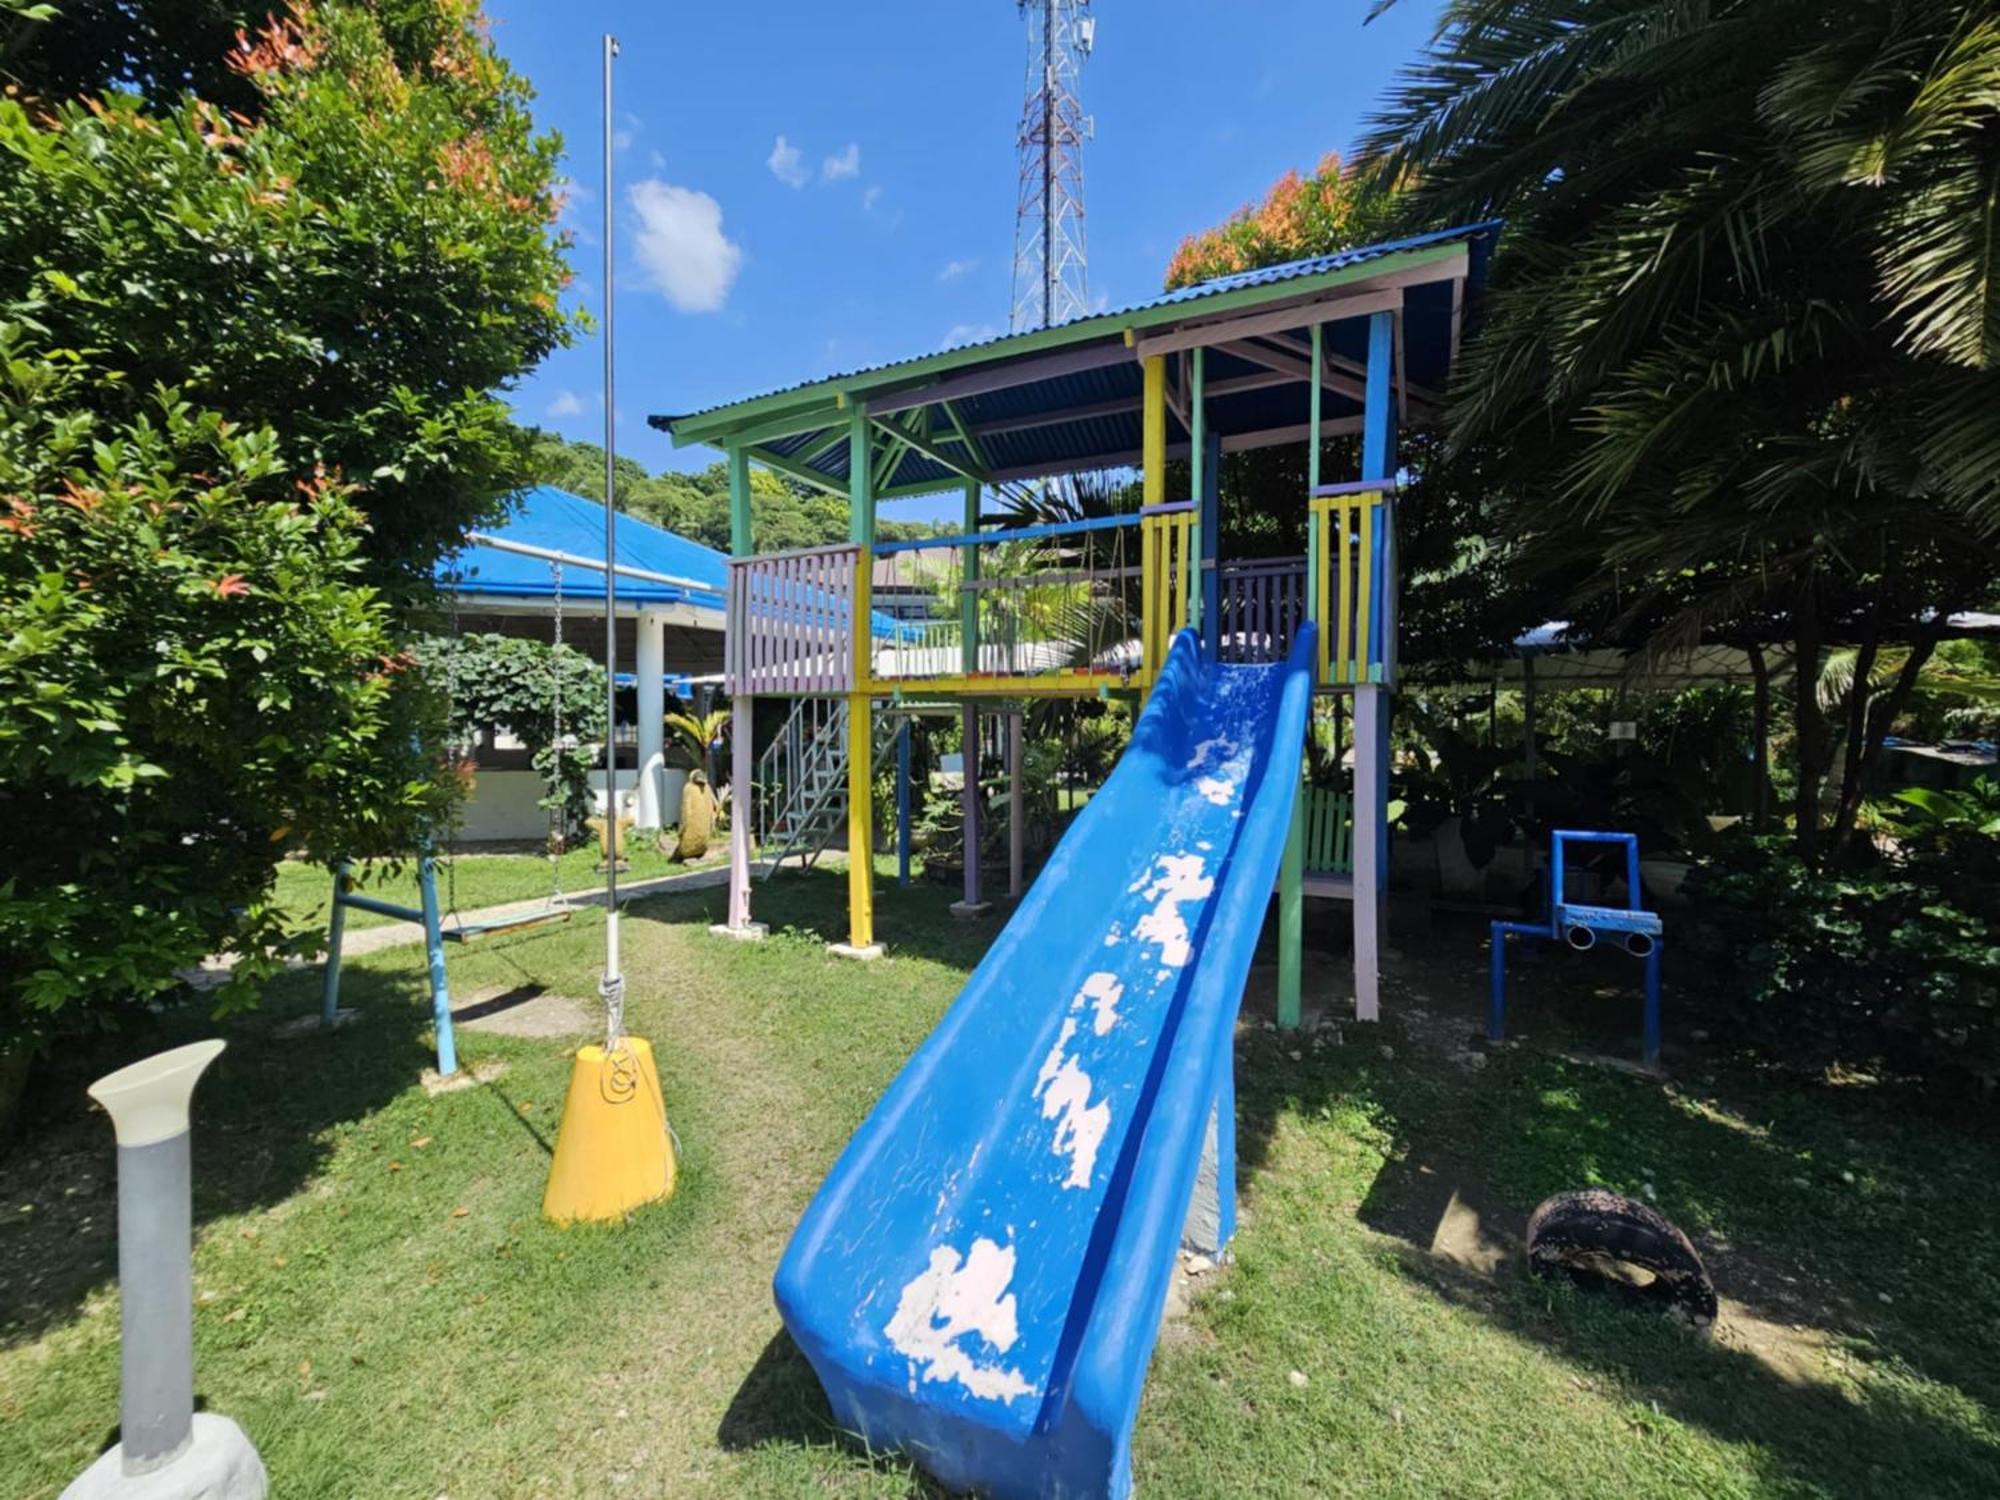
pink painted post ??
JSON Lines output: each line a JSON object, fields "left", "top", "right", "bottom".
{"left": 728, "top": 694, "right": 753, "bottom": 928}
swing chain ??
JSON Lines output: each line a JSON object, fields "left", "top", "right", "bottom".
{"left": 548, "top": 561, "right": 568, "bottom": 906}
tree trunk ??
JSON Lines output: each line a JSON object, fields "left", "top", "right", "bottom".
{"left": 1791, "top": 590, "right": 1827, "bottom": 863}
{"left": 1827, "top": 626, "right": 1943, "bottom": 856}
{"left": 1748, "top": 643, "right": 1772, "bottom": 833}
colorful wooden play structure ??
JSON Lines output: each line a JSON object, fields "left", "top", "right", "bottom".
{"left": 653, "top": 223, "right": 1496, "bottom": 1498}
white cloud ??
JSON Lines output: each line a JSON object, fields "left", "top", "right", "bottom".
{"left": 941, "top": 321, "right": 1001, "bottom": 349}
{"left": 766, "top": 135, "right": 808, "bottom": 189}
{"left": 613, "top": 111, "right": 643, "bottom": 153}
{"left": 628, "top": 179, "right": 742, "bottom": 314}
{"left": 821, "top": 142, "right": 861, "bottom": 181}
{"left": 863, "top": 184, "right": 885, "bottom": 212}
{"left": 939, "top": 257, "right": 978, "bottom": 282}
{"left": 546, "top": 389, "right": 585, "bottom": 418}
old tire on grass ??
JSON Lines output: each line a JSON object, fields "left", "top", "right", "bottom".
{"left": 1526, "top": 1188, "right": 1717, "bottom": 1328}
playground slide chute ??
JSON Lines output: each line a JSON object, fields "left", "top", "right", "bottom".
{"left": 774, "top": 625, "right": 1317, "bottom": 1498}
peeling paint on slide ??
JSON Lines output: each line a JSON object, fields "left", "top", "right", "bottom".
{"left": 773, "top": 626, "right": 1317, "bottom": 1500}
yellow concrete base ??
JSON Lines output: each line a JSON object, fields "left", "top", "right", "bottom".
{"left": 541, "top": 1037, "right": 676, "bottom": 1224}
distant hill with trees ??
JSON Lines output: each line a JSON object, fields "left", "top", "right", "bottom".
{"left": 521, "top": 429, "right": 949, "bottom": 552}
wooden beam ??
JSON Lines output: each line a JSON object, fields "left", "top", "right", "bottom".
{"left": 977, "top": 414, "right": 1365, "bottom": 483}
{"left": 1225, "top": 416, "right": 1363, "bottom": 454}
{"left": 1266, "top": 329, "right": 1442, "bottom": 410}
{"left": 866, "top": 338, "right": 1133, "bottom": 416}
{"left": 744, "top": 443, "right": 846, "bottom": 498}
{"left": 964, "top": 369, "right": 1298, "bottom": 442}
{"left": 692, "top": 403, "right": 841, "bottom": 452}
{"left": 939, "top": 400, "right": 991, "bottom": 471}
{"left": 1218, "top": 337, "right": 1313, "bottom": 382}
{"left": 1133, "top": 286, "right": 1403, "bottom": 361}
{"left": 870, "top": 412, "right": 989, "bottom": 483}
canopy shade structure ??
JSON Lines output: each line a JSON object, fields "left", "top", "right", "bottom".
{"left": 441, "top": 485, "right": 728, "bottom": 614}
{"left": 438, "top": 484, "right": 910, "bottom": 640}
{"left": 650, "top": 223, "right": 1499, "bottom": 491}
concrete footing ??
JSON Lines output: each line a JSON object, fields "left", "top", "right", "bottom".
{"left": 948, "top": 901, "right": 994, "bottom": 920}
{"left": 827, "top": 942, "right": 885, "bottom": 962}
{"left": 63, "top": 1414, "right": 267, "bottom": 1500}
{"left": 708, "top": 923, "right": 768, "bottom": 943}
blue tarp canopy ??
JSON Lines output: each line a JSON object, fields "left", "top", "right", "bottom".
{"left": 441, "top": 485, "right": 728, "bottom": 610}
{"left": 441, "top": 484, "right": 910, "bottom": 640}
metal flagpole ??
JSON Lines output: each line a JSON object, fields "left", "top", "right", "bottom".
{"left": 600, "top": 31, "right": 624, "bottom": 1054}
{"left": 539, "top": 31, "right": 674, "bottom": 1226}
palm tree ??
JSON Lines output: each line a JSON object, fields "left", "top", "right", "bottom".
{"left": 1363, "top": 0, "right": 2000, "bottom": 861}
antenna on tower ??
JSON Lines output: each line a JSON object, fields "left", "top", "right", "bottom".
{"left": 1010, "top": 0, "right": 1093, "bottom": 333}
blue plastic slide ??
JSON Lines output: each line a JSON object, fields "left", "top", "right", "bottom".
{"left": 774, "top": 625, "right": 1317, "bottom": 1498}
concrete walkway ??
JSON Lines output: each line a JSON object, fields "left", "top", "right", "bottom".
{"left": 186, "top": 852, "right": 847, "bottom": 990}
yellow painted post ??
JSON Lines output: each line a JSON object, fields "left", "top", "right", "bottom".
{"left": 1335, "top": 501, "right": 1354, "bottom": 682}
{"left": 842, "top": 414, "right": 878, "bottom": 956}
{"left": 1356, "top": 498, "right": 1375, "bottom": 686}
{"left": 846, "top": 687, "right": 875, "bottom": 951}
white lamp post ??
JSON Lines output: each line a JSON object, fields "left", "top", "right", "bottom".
{"left": 64, "top": 1040, "right": 267, "bottom": 1500}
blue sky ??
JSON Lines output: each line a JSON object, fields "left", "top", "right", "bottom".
{"left": 490, "top": 0, "right": 1443, "bottom": 509}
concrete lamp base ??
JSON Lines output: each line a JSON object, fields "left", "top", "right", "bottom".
{"left": 707, "top": 922, "right": 768, "bottom": 943}
{"left": 63, "top": 1414, "right": 267, "bottom": 1500}
{"left": 948, "top": 901, "right": 994, "bottom": 920}
{"left": 827, "top": 942, "right": 885, "bottom": 962}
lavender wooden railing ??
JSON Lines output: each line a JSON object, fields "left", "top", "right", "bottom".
{"left": 726, "top": 543, "right": 860, "bottom": 695}
{"left": 1216, "top": 555, "right": 1308, "bottom": 665}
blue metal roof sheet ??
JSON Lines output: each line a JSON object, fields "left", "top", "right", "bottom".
{"left": 441, "top": 485, "right": 907, "bottom": 639}
{"left": 441, "top": 485, "right": 728, "bottom": 608}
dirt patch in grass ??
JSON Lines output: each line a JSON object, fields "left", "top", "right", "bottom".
{"left": 453, "top": 984, "right": 593, "bottom": 1038}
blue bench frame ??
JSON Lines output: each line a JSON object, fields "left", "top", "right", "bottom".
{"left": 1489, "top": 830, "right": 1664, "bottom": 1066}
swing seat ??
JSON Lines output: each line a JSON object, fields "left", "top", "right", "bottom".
{"left": 444, "top": 904, "right": 577, "bottom": 942}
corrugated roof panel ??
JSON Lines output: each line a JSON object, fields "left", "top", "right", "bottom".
{"left": 654, "top": 221, "right": 1497, "bottom": 434}
{"left": 443, "top": 485, "right": 728, "bottom": 607}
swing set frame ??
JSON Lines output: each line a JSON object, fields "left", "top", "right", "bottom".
{"left": 317, "top": 530, "right": 712, "bottom": 1075}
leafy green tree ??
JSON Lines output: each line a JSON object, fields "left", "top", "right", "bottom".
{"left": 0, "top": 1, "right": 574, "bottom": 1037}
{"left": 4, "top": 1, "right": 574, "bottom": 586}
{"left": 413, "top": 630, "right": 603, "bottom": 835}
{"left": 0, "top": 336, "right": 447, "bottom": 1033}
{"left": 1364, "top": 0, "right": 2000, "bottom": 860}
{"left": 520, "top": 428, "right": 948, "bottom": 552}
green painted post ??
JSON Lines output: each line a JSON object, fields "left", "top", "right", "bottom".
{"left": 848, "top": 404, "right": 874, "bottom": 547}
{"left": 320, "top": 862, "right": 349, "bottom": 1026}
{"left": 1188, "top": 347, "right": 1205, "bottom": 639}
{"left": 1278, "top": 766, "right": 1305, "bottom": 1030}
{"left": 727, "top": 445, "right": 752, "bottom": 559}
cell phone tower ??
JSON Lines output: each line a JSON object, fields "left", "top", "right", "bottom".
{"left": 1009, "top": 0, "right": 1094, "bottom": 332}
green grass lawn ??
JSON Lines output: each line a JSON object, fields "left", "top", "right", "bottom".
{"left": 273, "top": 843, "right": 728, "bottom": 931}
{"left": 3, "top": 870, "right": 1996, "bottom": 1498}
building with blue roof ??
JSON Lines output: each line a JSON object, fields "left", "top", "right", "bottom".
{"left": 436, "top": 486, "right": 729, "bottom": 839}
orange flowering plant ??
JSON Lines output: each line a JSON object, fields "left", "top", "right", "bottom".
{"left": 1164, "top": 152, "right": 1399, "bottom": 291}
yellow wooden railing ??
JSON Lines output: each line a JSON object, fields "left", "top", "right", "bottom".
{"left": 1140, "top": 502, "right": 1196, "bottom": 679}
{"left": 1309, "top": 486, "right": 1390, "bottom": 686}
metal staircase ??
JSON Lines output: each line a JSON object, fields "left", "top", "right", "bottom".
{"left": 755, "top": 697, "right": 900, "bottom": 878}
